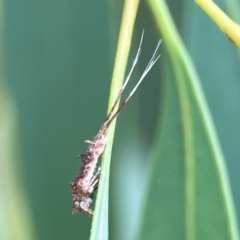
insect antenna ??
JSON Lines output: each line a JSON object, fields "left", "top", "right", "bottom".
{"left": 104, "top": 39, "right": 162, "bottom": 129}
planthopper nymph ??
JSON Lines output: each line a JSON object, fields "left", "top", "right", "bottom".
{"left": 69, "top": 32, "right": 162, "bottom": 217}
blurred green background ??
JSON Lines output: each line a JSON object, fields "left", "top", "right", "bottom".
{"left": 1, "top": 0, "right": 240, "bottom": 240}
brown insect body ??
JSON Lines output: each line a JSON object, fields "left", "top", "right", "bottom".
{"left": 70, "top": 32, "right": 161, "bottom": 217}
{"left": 70, "top": 127, "right": 106, "bottom": 216}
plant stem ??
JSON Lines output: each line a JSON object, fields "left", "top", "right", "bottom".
{"left": 147, "top": 0, "right": 239, "bottom": 239}
{"left": 90, "top": 0, "right": 140, "bottom": 239}
{"left": 195, "top": 0, "right": 240, "bottom": 48}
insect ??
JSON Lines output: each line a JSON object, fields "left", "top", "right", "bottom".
{"left": 69, "top": 32, "right": 161, "bottom": 217}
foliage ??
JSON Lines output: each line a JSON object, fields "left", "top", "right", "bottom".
{"left": 0, "top": 0, "right": 239, "bottom": 240}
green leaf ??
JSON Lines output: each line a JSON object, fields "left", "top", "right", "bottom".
{"left": 136, "top": 0, "right": 239, "bottom": 239}
{"left": 90, "top": 1, "right": 140, "bottom": 239}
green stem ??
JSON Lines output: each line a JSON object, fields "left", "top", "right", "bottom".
{"left": 90, "top": 0, "right": 140, "bottom": 239}
{"left": 147, "top": 0, "right": 239, "bottom": 239}
{"left": 195, "top": 0, "right": 240, "bottom": 48}
{"left": 147, "top": 1, "right": 195, "bottom": 239}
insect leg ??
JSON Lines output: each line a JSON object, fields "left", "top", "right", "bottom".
{"left": 85, "top": 140, "right": 94, "bottom": 144}
{"left": 81, "top": 199, "right": 94, "bottom": 217}
{"left": 87, "top": 166, "right": 101, "bottom": 194}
